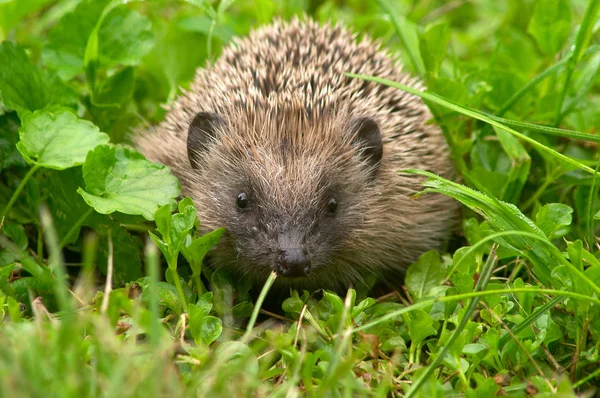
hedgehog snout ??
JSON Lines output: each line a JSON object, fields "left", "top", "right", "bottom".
{"left": 276, "top": 248, "right": 311, "bottom": 277}
{"left": 275, "top": 230, "right": 311, "bottom": 277}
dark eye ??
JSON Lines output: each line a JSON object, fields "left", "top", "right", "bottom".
{"left": 236, "top": 192, "right": 249, "bottom": 209}
{"left": 325, "top": 198, "right": 338, "bottom": 214}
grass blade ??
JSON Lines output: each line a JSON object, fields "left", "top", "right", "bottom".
{"left": 241, "top": 271, "right": 277, "bottom": 343}
{"left": 497, "top": 45, "right": 600, "bottom": 116}
{"left": 493, "top": 126, "right": 531, "bottom": 203}
{"left": 354, "top": 288, "right": 600, "bottom": 333}
{"left": 497, "top": 59, "right": 567, "bottom": 117}
{"left": 498, "top": 296, "right": 562, "bottom": 347}
{"left": 405, "top": 169, "right": 600, "bottom": 295}
{"left": 487, "top": 114, "right": 600, "bottom": 144}
{"left": 407, "top": 245, "right": 498, "bottom": 398}
{"left": 554, "top": 0, "right": 600, "bottom": 126}
{"left": 346, "top": 72, "right": 600, "bottom": 175}
{"left": 376, "top": 0, "right": 425, "bottom": 76}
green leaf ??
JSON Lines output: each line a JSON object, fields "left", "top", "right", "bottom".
{"left": 153, "top": 205, "right": 172, "bottom": 244}
{"left": 176, "top": 15, "right": 235, "bottom": 42}
{"left": 188, "top": 301, "right": 223, "bottom": 345}
{"left": 346, "top": 73, "right": 599, "bottom": 177}
{"left": 0, "top": 42, "right": 74, "bottom": 115}
{"left": 148, "top": 231, "right": 169, "bottom": 261}
{"left": 527, "top": 0, "right": 572, "bottom": 55}
{"left": 170, "top": 205, "right": 196, "bottom": 250}
{"left": 491, "top": 111, "right": 600, "bottom": 144}
{"left": 419, "top": 22, "right": 449, "bottom": 76}
{"left": 232, "top": 301, "right": 254, "bottom": 318}
{"left": 190, "top": 314, "right": 223, "bottom": 345}
{"left": 407, "top": 170, "right": 600, "bottom": 297}
{"left": 352, "top": 298, "right": 377, "bottom": 320}
{"left": 16, "top": 109, "right": 109, "bottom": 170}
{"left": 213, "top": 341, "right": 259, "bottom": 378}
{"left": 0, "top": 113, "right": 25, "bottom": 171}
{"left": 44, "top": 168, "right": 93, "bottom": 245}
{"left": 151, "top": 198, "right": 197, "bottom": 267}
{"left": 195, "top": 292, "right": 214, "bottom": 316}
{"left": 533, "top": 313, "right": 562, "bottom": 346}
{"left": 140, "top": 280, "right": 182, "bottom": 314}
{"left": 1, "top": 222, "right": 27, "bottom": 250}
{"left": 138, "top": 18, "right": 208, "bottom": 105}
{"left": 91, "top": 66, "right": 135, "bottom": 107}
{"left": 282, "top": 291, "right": 305, "bottom": 314}
{"left": 322, "top": 291, "right": 344, "bottom": 314}
{"left": 181, "top": 227, "right": 225, "bottom": 277}
{"left": 403, "top": 309, "right": 436, "bottom": 346}
{"left": 7, "top": 296, "right": 22, "bottom": 321}
{"left": 535, "top": 203, "right": 573, "bottom": 240}
{"left": 462, "top": 343, "right": 487, "bottom": 355}
{"left": 42, "top": 0, "right": 111, "bottom": 80}
{"left": 493, "top": 126, "right": 531, "bottom": 204}
{"left": 376, "top": 0, "right": 424, "bottom": 76}
{"left": 0, "top": 221, "right": 27, "bottom": 267}
{"left": 93, "top": 218, "right": 143, "bottom": 283}
{"left": 380, "top": 333, "right": 407, "bottom": 353}
{"left": 77, "top": 145, "right": 180, "bottom": 220}
{"left": 405, "top": 250, "right": 445, "bottom": 299}
{"left": 0, "top": 0, "right": 55, "bottom": 33}
{"left": 97, "top": 6, "right": 155, "bottom": 67}
{"left": 43, "top": 1, "right": 154, "bottom": 80}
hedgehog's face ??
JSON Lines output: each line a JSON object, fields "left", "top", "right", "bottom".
{"left": 187, "top": 111, "right": 383, "bottom": 286}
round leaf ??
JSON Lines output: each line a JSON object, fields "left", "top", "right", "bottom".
{"left": 527, "top": 0, "right": 572, "bottom": 55}
{"left": 77, "top": 144, "right": 180, "bottom": 220}
{"left": 16, "top": 109, "right": 109, "bottom": 170}
{"left": 196, "top": 316, "right": 222, "bottom": 346}
{"left": 214, "top": 341, "right": 259, "bottom": 377}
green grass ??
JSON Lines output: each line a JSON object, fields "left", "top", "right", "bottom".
{"left": 1, "top": 0, "right": 600, "bottom": 396}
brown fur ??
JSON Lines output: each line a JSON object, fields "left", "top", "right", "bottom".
{"left": 135, "top": 17, "right": 459, "bottom": 290}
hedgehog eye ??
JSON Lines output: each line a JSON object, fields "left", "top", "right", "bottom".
{"left": 324, "top": 198, "right": 338, "bottom": 215}
{"left": 236, "top": 192, "right": 250, "bottom": 209}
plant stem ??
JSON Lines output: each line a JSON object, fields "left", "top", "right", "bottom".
{"left": 241, "top": 271, "right": 277, "bottom": 343}
{"left": 347, "top": 73, "right": 600, "bottom": 177}
{"left": 521, "top": 175, "right": 555, "bottom": 212}
{"left": 37, "top": 223, "right": 44, "bottom": 259}
{"left": 376, "top": 0, "right": 425, "bottom": 77}
{"left": 406, "top": 245, "right": 498, "bottom": 398}
{"left": 553, "top": 0, "right": 600, "bottom": 127}
{"left": 497, "top": 59, "right": 567, "bottom": 117}
{"left": 498, "top": 296, "right": 562, "bottom": 347}
{"left": 207, "top": 18, "right": 216, "bottom": 61}
{"left": 145, "top": 241, "right": 161, "bottom": 348}
{"left": 59, "top": 208, "right": 94, "bottom": 250}
{"left": 355, "top": 288, "right": 600, "bottom": 334}
{"left": 587, "top": 157, "right": 600, "bottom": 247}
{"left": 0, "top": 164, "right": 40, "bottom": 229}
{"left": 193, "top": 274, "right": 205, "bottom": 296}
{"left": 573, "top": 367, "right": 600, "bottom": 388}
{"left": 170, "top": 267, "right": 188, "bottom": 313}
{"left": 39, "top": 204, "right": 71, "bottom": 314}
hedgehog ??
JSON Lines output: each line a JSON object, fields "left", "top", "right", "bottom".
{"left": 135, "top": 17, "right": 458, "bottom": 290}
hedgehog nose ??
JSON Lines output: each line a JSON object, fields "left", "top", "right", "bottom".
{"left": 277, "top": 249, "right": 311, "bottom": 278}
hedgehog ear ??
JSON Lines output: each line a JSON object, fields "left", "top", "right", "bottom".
{"left": 187, "top": 112, "right": 224, "bottom": 168}
{"left": 350, "top": 117, "right": 383, "bottom": 178}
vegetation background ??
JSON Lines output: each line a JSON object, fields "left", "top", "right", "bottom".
{"left": 0, "top": 0, "right": 600, "bottom": 396}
